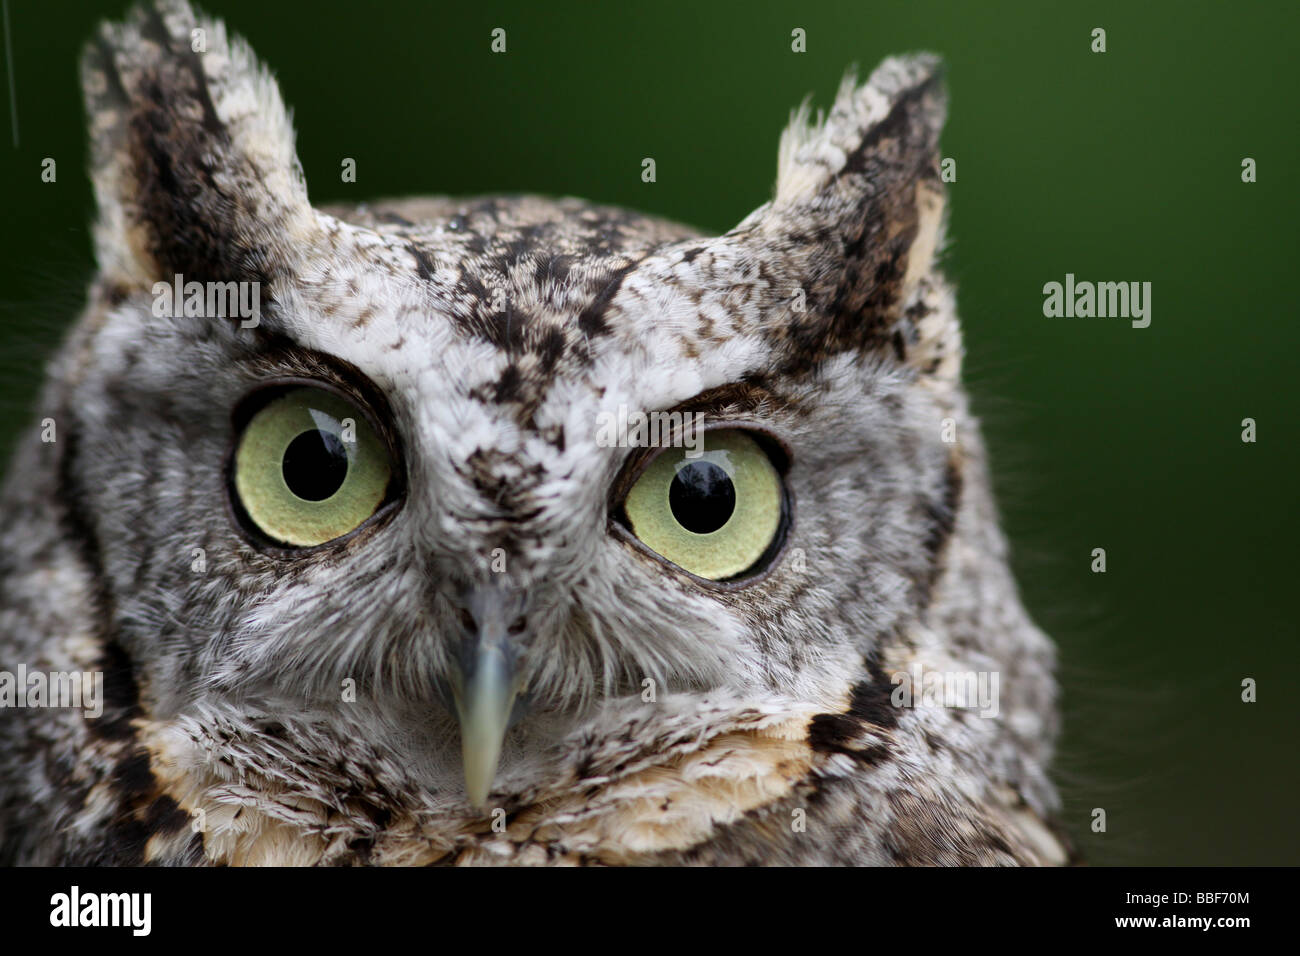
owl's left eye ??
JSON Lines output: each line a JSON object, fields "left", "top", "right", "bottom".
{"left": 617, "top": 429, "right": 788, "bottom": 582}
{"left": 230, "top": 386, "right": 396, "bottom": 548}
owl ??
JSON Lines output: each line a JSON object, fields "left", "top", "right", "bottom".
{"left": 0, "top": 0, "right": 1067, "bottom": 866}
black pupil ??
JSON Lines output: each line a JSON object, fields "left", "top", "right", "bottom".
{"left": 668, "top": 461, "right": 735, "bottom": 534}
{"left": 282, "top": 428, "right": 348, "bottom": 501}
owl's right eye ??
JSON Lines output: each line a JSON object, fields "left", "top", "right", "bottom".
{"left": 230, "top": 386, "right": 397, "bottom": 548}
{"left": 616, "top": 428, "right": 789, "bottom": 582}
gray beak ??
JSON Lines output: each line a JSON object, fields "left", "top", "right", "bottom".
{"left": 450, "top": 585, "right": 528, "bottom": 807}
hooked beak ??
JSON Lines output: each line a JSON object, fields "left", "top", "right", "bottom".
{"left": 449, "top": 586, "right": 528, "bottom": 807}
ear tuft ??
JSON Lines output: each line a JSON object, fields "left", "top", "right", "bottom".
{"left": 717, "top": 54, "right": 955, "bottom": 382}
{"left": 775, "top": 54, "right": 945, "bottom": 208}
{"left": 82, "top": 0, "right": 314, "bottom": 289}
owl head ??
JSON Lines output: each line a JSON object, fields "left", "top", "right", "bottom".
{"left": 27, "top": 0, "right": 1058, "bottom": 859}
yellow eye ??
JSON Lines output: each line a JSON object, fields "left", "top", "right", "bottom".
{"left": 621, "top": 430, "right": 785, "bottom": 581}
{"left": 232, "top": 387, "right": 394, "bottom": 548}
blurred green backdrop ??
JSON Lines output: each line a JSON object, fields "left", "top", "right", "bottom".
{"left": 1, "top": 0, "right": 1295, "bottom": 864}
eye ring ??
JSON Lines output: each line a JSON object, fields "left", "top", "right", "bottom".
{"left": 225, "top": 377, "right": 405, "bottom": 554}
{"left": 610, "top": 423, "right": 794, "bottom": 587}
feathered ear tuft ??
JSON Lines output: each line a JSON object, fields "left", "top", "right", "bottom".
{"left": 81, "top": 0, "right": 316, "bottom": 289}
{"left": 773, "top": 55, "right": 946, "bottom": 211}
{"left": 722, "top": 55, "right": 956, "bottom": 381}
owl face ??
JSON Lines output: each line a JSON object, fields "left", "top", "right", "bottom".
{"left": 38, "top": 0, "right": 1046, "bottom": 843}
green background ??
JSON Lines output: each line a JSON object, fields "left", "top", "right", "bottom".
{"left": 1, "top": 0, "right": 1295, "bottom": 865}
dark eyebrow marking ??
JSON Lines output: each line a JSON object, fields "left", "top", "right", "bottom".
{"left": 661, "top": 379, "right": 798, "bottom": 419}
{"left": 409, "top": 243, "right": 436, "bottom": 282}
{"left": 576, "top": 259, "right": 639, "bottom": 339}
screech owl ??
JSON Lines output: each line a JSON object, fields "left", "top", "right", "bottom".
{"left": 0, "top": 0, "right": 1068, "bottom": 866}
